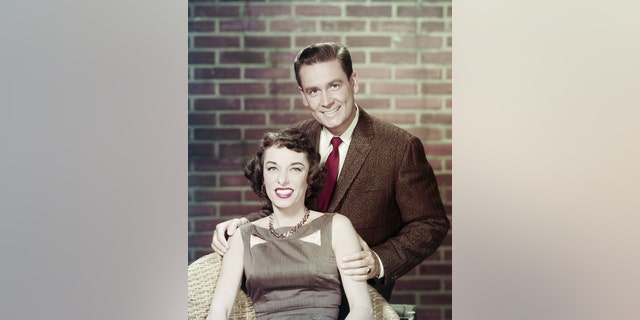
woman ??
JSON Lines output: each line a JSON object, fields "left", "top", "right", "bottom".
{"left": 207, "top": 128, "right": 373, "bottom": 320}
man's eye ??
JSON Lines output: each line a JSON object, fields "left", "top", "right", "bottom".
{"left": 308, "top": 89, "right": 318, "bottom": 96}
{"left": 330, "top": 83, "right": 340, "bottom": 89}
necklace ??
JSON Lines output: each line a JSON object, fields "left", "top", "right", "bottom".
{"left": 269, "top": 207, "right": 310, "bottom": 239}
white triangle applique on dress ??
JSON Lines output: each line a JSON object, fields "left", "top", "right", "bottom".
{"left": 299, "top": 230, "right": 321, "bottom": 246}
{"left": 250, "top": 234, "right": 267, "bottom": 248}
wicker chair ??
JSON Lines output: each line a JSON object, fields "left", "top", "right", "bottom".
{"left": 188, "top": 253, "right": 400, "bottom": 320}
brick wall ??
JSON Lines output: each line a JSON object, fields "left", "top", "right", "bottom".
{"left": 188, "top": 1, "right": 452, "bottom": 319}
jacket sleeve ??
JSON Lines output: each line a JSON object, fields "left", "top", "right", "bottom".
{"left": 372, "top": 135, "right": 450, "bottom": 285}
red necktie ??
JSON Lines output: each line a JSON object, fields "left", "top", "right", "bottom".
{"left": 318, "top": 137, "right": 342, "bottom": 212}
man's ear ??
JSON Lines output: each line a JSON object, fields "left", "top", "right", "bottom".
{"left": 350, "top": 71, "right": 359, "bottom": 94}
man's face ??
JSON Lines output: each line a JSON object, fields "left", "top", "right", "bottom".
{"left": 298, "top": 59, "right": 359, "bottom": 136}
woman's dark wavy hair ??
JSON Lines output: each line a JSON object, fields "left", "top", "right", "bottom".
{"left": 244, "top": 128, "right": 326, "bottom": 209}
{"left": 294, "top": 42, "right": 353, "bottom": 88}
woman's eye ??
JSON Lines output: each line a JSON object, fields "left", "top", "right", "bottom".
{"left": 266, "top": 167, "right": 277, "bottom": 172}
{"left": 291, "top": 167, "right": 302, "bottom": 172}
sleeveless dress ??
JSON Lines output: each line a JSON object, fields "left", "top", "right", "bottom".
{"left": 239, "top": 213, "right": 341, "bottom": 320}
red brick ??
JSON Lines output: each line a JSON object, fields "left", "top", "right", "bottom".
{"left": 435, "top": 174, "right": 451, "bottom": 187}
{"left": 220, "top": 20, "right": 266, "bottom": 32}
{"left": 407, "top": 128, "right": 441, "bottom": 141}
{"left": 188, "top": 235, "right": 213, "bottom": 248}
{"left": 189, "top": 174, "right": 218, "bottom": 187}
{"left": 245, "top": 68, "right": 290, "bottom": 79}
{"left": 420, "top": 114, "right": 451, "bottom": 124}
{"left": 346, "top": 36, "right": 390, "bottom": 47}
{"left": 219, "top": 205, "right": 264, "bottom": 217}
{"left": 188, "top": 113, "right": 216, "bottom": 125}
{"left": 445, "top": 98, "right": 452, "bottom": 108}
{"left": 421, "top": 21, "right": 446, "bottom": 32}
{"left": 192, "top": 159, "right": 243, "bottom": 172}
{"left": 244, "top": 190, "right": 262, "bottom": 202}
{"left": 395, "top": 35, "right": 443, "bottom": 49}
{"left": 421, "top": 52, "right": 452, "bottom": 64}
{"left": 189, "top": 52, "right": 216, "bottom": 64}
{"left": 194, "top": 36, "right": 240, "bottom": 48}
{"left": 320, "top": 21, "right": 366, "bottom": 32}
{"left": 396, "top": 98, "right": 441, "bottom": 110}
{"left": 193, "top": 5, "right": 239, "bottom": 17}
{"left": 193, "top": 98, "right": 241, "bottom": 111}
{"left": 193, "top": 219, "right": 219, "bottom": 233}
{"left": 220, "top": 113, "right": 266, "bottom": 125}
{"left": 220, "top": 51, "right": 265, "bottom": 64}
{"left": 394, "top": 279, "right": 441, "bottom": 291}
{"left": 447, "top": 36, "right": 452, "bottom": 48}
{"left": 245, "top": 5, "right": 291, "bottom": 17}
{"left": 371, "top": 113, "right": 416, "bottom": 125}
{"left": 355, "top": 98, "right": 390, "bottom": 109}
{"left": 219, "top": 83, "right": 266, "bottom": 95}
{"left": 445, "top": 159, "right": 451, "bottom": 170}
{"left": 220, "top": 142, "right": 261, "bottom": 158}
{"left": 295, "top": 6, "right": 341, "bottom": 16}
{"left": 422, "top": 83, "right": 451, "bottom": 94}
{"left": 370, "top": 21, "right": 417, "bottom": 33}
{"left": 245, "top": 98, "right": 291, "bottom": 111}
{"left": 245, "top": 36, "right": 290, "bottom": 48}
{"left": 268, "top": 82, "right": 300, "bottom": 95}
{"left": 194, "top": 190, "right": 242, "bottom": 202}
{"left": 271, "top": 113, "right": 313, "bottom": 125}
{"left": 188, "top": 83, "right": 215, "bottom": 94}
{"left": 269, "top": 51, "right": 298, "bottom": 65}
{"left": 188, "top": 20, "right": 216, "bottom": 32}
{"left": 370, "top": 83, "right": 416, "bottom": 95}
{"left": 397, "top": 6, "right": 443, "bottom": 18}
{"left": 295, "top": 36, "right": 342, "bottom": 48}
{"left": 346, "top": 6, "right": 391, "bottom": 17}
{"left": 356, "top": 67, "right": 391, "bottom": 79}
{"left": 420, "top": 294, "right": 451, "bottom": 305}
{"left": 396, "top": 67, "right": 441, "bottom": 79}
{"left": 389, "top": 293, "right": 417, "bottom": 305}
{"left": 188, "top": 205, "right": 216, "bottom": 217}
{"left": 220, "top": 175, "right": 249, "bottom": 187}
{"left": 193, "top": 128, "right": 241, "bottom": 141}
{"left": 245, "top": 128, "right": 279, "bottom": 140}
{"left": 189, "top": 143, "right": 214, "bottom": 156}
{"left": 415, "top": 308, "right": 442, "bottom": 320}
{"left": 371, "top": 52, "right": 416, "bottom": 64}
{"left": 194, "top": 68, "right": 240, "bottom": 80}
{"left": 271, "top": 20, "right": 317, "bottom": 32}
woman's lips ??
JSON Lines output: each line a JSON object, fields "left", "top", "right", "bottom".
{"left": 275, "top": 188, "right": 294, "bottom": 198}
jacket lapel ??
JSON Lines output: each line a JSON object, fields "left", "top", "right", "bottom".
{"left": 328, "top": 108, "right": 374, "bottom": 212}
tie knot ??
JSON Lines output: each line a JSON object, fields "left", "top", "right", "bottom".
{"left": 330, "top": 137, "right": 342, "bottom": 148}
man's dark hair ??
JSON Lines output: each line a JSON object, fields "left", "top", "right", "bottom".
{"left": 294, "top": 42, "right": 353, "bottom": 87}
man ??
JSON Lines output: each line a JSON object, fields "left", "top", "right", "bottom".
{"left": 212, "top": 42, "right": 449, "bottom": 306}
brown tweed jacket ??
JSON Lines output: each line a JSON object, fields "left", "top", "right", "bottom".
{"left": 247, "top": 107, "right": 450, "bottom": 297}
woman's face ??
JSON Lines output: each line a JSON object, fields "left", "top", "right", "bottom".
{"left": 262, "top": 146, "right": 309, "bottom": 210}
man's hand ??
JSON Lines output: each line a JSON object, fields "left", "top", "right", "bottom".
{"left": 339, "top": 236, "right": 380, "bottom": 281}
{"left": 211, "top": 218, "right": 248, "bottom": 256}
